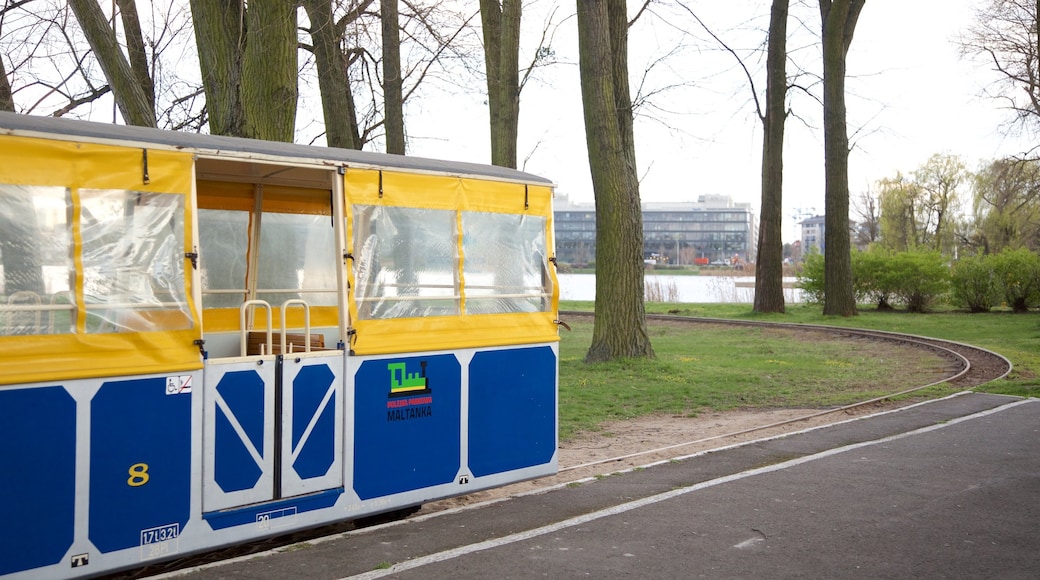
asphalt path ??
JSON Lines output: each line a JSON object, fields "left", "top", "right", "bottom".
{"left": 171, "top": 392, "right": 1039, "bottom": 579}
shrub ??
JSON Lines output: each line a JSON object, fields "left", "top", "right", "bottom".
{"left": 990, "top": 248, "right": 1040, "bottom": 312}
{"left": 950, "top": 255, "right": 999, "bottom": 312}
{"left": 796, "top": 251, "right": 825, "bottom": 304}
{"left": 799, "top": 249, "right": 949, "bottom": 312}
{"left": 886, "top": 251, "right": 949, "bottom": 313}
{"left": 853, "top": 248, "right": 897, "bottom": 310}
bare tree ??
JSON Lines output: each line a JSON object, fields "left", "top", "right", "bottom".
{"left": 68, "top": 0, "right": 156, "bottom": 126}
{"left": 754, "top": 0, "right": 790, "bottom": 314}
{"left": 190, "top": 0, "right": 297, "bottom": 141}
{"left": 301, "top": 0, "right": 367, "bottom": 149}
{"left": 0, "top": 56, "right": 13, "bottom": 112}
{"left": 961, "top": 0, "right": 1040, "bottom": 146}
{"left": 382, "top": 0, "right": 404, "bottom": 153}
{"left": 851, "top": 186, "right": 880, "bottom": 248}
{"left": 819, "top": 0, "right": 864, "bottom": 316}
{"left": 577, "top": 0, "right": 653, "bottom": 362}
{"left": 480, "top": 0, "right": 520, "bottom": 168}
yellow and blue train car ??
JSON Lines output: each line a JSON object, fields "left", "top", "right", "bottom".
{"left": 0, "top": 111, "right": 560, "bottom": 578}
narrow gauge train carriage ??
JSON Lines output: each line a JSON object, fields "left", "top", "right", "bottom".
{"left": 0, "top": 111, "right": 560, "bottom": 579}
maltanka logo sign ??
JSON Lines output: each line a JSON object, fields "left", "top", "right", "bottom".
{"left": 386, "top": 361, "right": 433, "bottom": 422}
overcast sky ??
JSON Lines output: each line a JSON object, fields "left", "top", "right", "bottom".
{"left": 405, "top": 0, "right": 1028, "bottom": 243}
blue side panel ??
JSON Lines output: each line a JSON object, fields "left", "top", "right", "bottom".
{"left": 89, "top": 378, "right": 191, "bottom": 553}
{"left": 0, "top": 386, "right": 76, "bottom": 575}
{"left": 291, "top": 365, "right": 336, "bottom": 479}
{"left": 203, "top": 488, "right": 342, "bottom": 530}
{"left": 469, "top": 346, "right": 557, "bottom": 477}
{"left": 215, "top": 405, "right": 263, "bottom": 491}
{"left": 353, "top": 354, "right": 461, "bottom": 500}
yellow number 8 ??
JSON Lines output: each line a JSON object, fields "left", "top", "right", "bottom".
{"left": 128, "top": 463, "right": 150, "bottom": 487}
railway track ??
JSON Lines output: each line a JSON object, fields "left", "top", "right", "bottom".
{"left": 553, "top": 311, "right": 1012, "bottom": 475}
{"left": 112, "top": 312, "right": 1012, "bottom": 579}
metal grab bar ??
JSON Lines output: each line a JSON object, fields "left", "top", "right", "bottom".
{"left": 240, "top": 300, "right": 272, "bottom": 357}
{"left": 280, "top": 299, "right": 312, "bottom": 353}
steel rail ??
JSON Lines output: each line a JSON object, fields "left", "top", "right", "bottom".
{"left": 556, "top": 311, "right": 1012, "bottom": 474}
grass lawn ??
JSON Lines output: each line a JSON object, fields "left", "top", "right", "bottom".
{"left": 556, "top": 301, "right": 1039, "bottom": 440}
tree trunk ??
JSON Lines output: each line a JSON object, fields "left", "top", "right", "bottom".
{"left": 68, "top": 0, "right": 156, "bottom": 127}
{"left": 115, "top": 0, "right": 156, "bottom": 112}
{"left": 240, "top": 0, "right": 297, "bottom": 142}
{"left": 302, "top": 0, "right": 365, "bottom": 150}
{"left": 819, "top": 0, "right": 864, "bottom": 316}
{"left": 0, "top": 57, "right": 13, "bottom": 112}
{"left": 480, "top": 0, "right": 520, "bottom": 168}
{"left": 190, "top": 0, "right": 246, "bottom": 136}
{"left": 382, "top": 0, "right": 405, "bottom": 154}
{"left": 577, "top": 0, "right": 653, "bottom": 362}
{"left": 753, "top": 0, "right": 789, "bottom": 314}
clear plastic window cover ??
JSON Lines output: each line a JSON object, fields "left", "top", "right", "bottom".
{"left": 462, "top": 212, "right": 551, "bottom": 315}
{"left": 353, "top": 205, "right": 460, "bottom": 319}
{"left": 198, "top": 209, "right": 249, "bottom": 309}
{"left": 351, "top": 206, "right": 552, "bottom": 320}
{"left": 256, "top": 212, "right": 339, "bottom": 308}
{"left": 79, "top": 189, "right": 191, "bottom": 333}
{"left": 0, "top": 185, "right": 75, "bottom": 335}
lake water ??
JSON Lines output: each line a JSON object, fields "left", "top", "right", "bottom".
{"left": 558, "top": 274, "right": 804, "bottom": 304}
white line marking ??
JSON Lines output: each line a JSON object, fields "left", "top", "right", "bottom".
{"left": 342, "top": 398, "right": 1035, "bottom": 579}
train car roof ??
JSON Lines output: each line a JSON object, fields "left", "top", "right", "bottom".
{"left": 0, "top": 111, "right": 554, "bottom": 186}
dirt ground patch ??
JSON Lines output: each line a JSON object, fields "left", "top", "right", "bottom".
{"left": 420, "top": 400, "right": 906, "bottom": 515}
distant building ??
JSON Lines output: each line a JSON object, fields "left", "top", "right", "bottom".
{"left": 554, "top": 194, "right": 758, "bottom": 266}
{"left": 800, "top": 215, "right": 825, "bottom": 255}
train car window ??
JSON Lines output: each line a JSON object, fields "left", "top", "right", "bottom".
{"left": 256, "top": 212, "right": 338, "bottom": 307}
{"left": 198, "top": 209, "right": 249, "bottom": 309}
{"left": 79, "top": 189, "right": 192, "bottom": 333}
{"left": 0, "top": 184, "right": 75, "bottom": 335}
{"left": 352, "top": 205, "right": 460, "bottom": 319}
{"left": 462, "top": 212, "right": 552, "bottom": 314}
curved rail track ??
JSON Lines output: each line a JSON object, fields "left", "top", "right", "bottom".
{"left": 107, "top": 313, "right": 1012, "bottom": 579}
{"left": 555, "top": 311, "right": 1012, "bottom": 474}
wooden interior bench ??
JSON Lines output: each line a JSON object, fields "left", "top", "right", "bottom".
{"left": 247, "top": 331, "right": 325, "bottom": 355}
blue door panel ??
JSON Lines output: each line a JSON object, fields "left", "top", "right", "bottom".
{"left": 469, "top": 347, "right": 557, "bottom": 477}
{"left": 0, "top": 386, "right": 76, "bottom": 575}
{"left": 89, "top": 378, "right": 191, "bottom": 553}
{"left": 353, "top": 354, "right": 461, "bottom": 499}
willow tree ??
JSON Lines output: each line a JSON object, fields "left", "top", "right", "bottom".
{"left": 753, "top": 0, "right": 790, "bottom": 313}
{"left": 577, "top": 0, "right": 653, "bottom": 362}
{"left": 819, "top": 0, "right": 864, "bottom": 316}
{"left": 190, "top": 0, "right": 297, "bottom": 141}
{"left": 68, "top": 0, "right": 156, "bottom": 126}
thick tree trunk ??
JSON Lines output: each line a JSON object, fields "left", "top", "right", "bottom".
{"left": 190, "top": 0, "right": 245, "bottom": 136}
{"left": 116, "top": 0, "right": 156, "bottom": 112}
{"left": 0, "top": 57, "right": 13, "bottom": 112}
{"left": 68, "top": 0, "right": 156, "bottom": 127}
{"left": 754, "top": 0, "right": 789, "bottom": 314}
{"left": 240, "top": 0, "right": 297, "bottom": 142}
{"left": 480, "top": 0, "right": 520, "bottom": 168}
{"left": 819, "top": 0, "right": 863, "bottom": 316}
{"left": 577, "top": 0, "right": 653, "bottom": 362}
{"left": 382, "top": 0, "right": 405, "bottom": 154}
{"left": 302, "top": 0, "right": 365, "bottom": 150}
